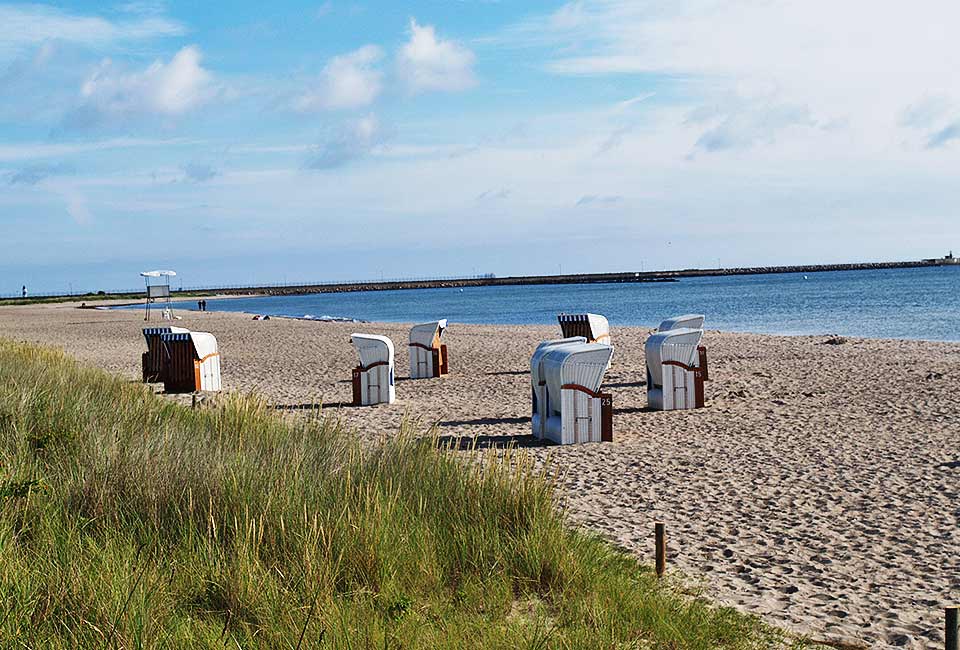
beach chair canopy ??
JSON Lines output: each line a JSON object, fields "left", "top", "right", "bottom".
{"left": 143, "top": 326, "right": 189, "bottom": 343}
{"left": 531, "top": 337, "right": 587, "bottom": 389}
{"left": 645, "top": 328, "right": 703, "bottom": 387}
{"left": 409, "top": 319, "right": 447, "bottom": 348}
{"left": 351, "top": 334, "right": 394, "bottom": 369}
{"left": 540, "top": 343, "right": 614, "bottom": 406}
{"left": 558, "top": 313, "right": 610, "bottom": 343}
{"left": 160, "top": 331, "right": 218, "bottom": 359}
{"left": 657, "top": 314, "right": 705, "bottom": 332}
{"left": 189, "top": 332, "right": 219, "bottom": 360}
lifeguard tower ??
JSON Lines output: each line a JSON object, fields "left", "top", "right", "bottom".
{"left": 141, "top": 270, "right": 176, "bottom": 321}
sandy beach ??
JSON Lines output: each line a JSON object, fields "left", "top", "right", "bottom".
{"left": 1, "top": 301, "right": 957, "bottom": 648}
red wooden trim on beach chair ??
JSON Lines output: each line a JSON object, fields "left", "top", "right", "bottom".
{"left": 662, "top": 360, "right": 697, "bottom": 372}
{"left": 698, "top": 346, "right": 709, "bottom": 381}
{"left": 560, "top": 383, "right": 604, "bottom": 398}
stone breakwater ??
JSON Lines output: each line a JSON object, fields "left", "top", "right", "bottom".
{"left": 5, "top": 258, "right": 956, "bottom": 302}
{"left": 180, "top": 258, "right": 958, "bottom": 297}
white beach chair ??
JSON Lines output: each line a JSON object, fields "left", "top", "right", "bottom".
{"left": 645, "top": 328, "right": 705, "bottom": 410}
{"left": 158, "top": 331, "right": 221, "bottom": 393}
{"left": 557, "top": 313, "right": 611, "bottom": 345}
{"left": 408, "top": 319, "right": 449, "bottom": 379}
{"left": 350, "top": 334, "right": 396, "bottom": 405}
{"left": 530, "top": 339, "right": 614, "bottom": 444}
{"left": 657, "top": 314, "right": 705, "bottom": 332}
{"left": 657, "top": 314, "right": 709, "bottom": 381}
{"left": 142, "top": 326, "right": 189, "bottom": 382}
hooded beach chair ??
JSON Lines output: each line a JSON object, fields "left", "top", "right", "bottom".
{"left": 530, "top": 339, "right": 614, "bottom": 444}
{"left": 158, "top": 331, "right": 221, "bottom": 393}
{"left": 557, "top": 313, "right": 611, "bottom": 345}
{"left": 408, "top": 319, "right": 449, "bottom": 379}
{"left": 657, "top": 314, "right": 709, "bottom": 381}
{"left": 645, "top": 328, "right": 705, "bottom": 410}
{"left": 350, "top": 334, "right": 396, "bottom": 405}
{"left": 141, "top": 326, "right": 190, "bottom": 382}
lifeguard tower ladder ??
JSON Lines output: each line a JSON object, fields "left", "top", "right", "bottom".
{"left": 141, "top": 270, "right": 177, "bottom": 321}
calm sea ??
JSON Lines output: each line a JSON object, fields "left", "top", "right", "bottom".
{"left": 128, "top": 266, "right": 960, "bottom": 341}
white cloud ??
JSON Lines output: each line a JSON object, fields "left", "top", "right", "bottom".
{"left": 294, "top": 45, "right": 383, "bottom": 112}
{"left": 507, "top": 1, "right": 960, "bottom": 153}
{"left": 182, "top": 162, "right": 218, "bottom": 182}
{"left": 576, "top": 194, "right": 622, "bottom": 206}
{"left": 926, "top": 122, "right": 960, "bottom": 149}
{"left": 67, "top": 46, "right": 216, "bottom": 128}
{"left": 476, "top": 188, "right": 510, "bottom": 202}
{"left": 62, "top": 190, "right": 92, "bottom": 225}
{"left": 397, "top": 19, "right": 476, "bottom": 94}
{"left": 692, "top": 101, "right": 814, "bottom": 153}
{"left": 6, "top": 161, "right": 73, "bottom": 185}
{"left": 0, "top": 137, "right": 197, "bottom": 161}
{"left": 900, "top": 96, "right": 953, "bottom": 129}
{"left": 0, "top": 4, "right": 183, "bottom": 61}
{"left": 305, "top": 114, "right": 388, "bottom": 169}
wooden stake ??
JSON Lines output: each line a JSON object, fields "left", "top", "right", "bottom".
{"left": 655, "top": 522, "right": 666, "bottom": 578}
{"left": 947, "top": 606, "right": 959, "bottom": 650}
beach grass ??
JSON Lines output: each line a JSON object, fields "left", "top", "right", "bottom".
{"left": 0, "top": 338, "right": 792, "bottom": 648}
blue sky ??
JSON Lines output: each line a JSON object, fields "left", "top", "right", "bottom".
{"left": 2, "top": 1, "right": 959, "bottom": 294}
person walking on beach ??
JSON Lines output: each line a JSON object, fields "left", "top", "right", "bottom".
{"left": 21, "top": 285, "right": 26, "bottom": 298}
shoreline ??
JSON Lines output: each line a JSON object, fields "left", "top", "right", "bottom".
{"left": 114, "top": 301, "right": 960, "bottom": 344}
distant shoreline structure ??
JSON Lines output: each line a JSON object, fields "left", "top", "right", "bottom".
{"left": 3, "top": 254, "right": 958, "bottom": 302}
{"left": 203, "top": 256, "right": 960, "bottom": 297}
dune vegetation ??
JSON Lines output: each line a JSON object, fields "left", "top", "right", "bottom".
{"left": 0, "top": 338, "right": 793, "bottom": 648}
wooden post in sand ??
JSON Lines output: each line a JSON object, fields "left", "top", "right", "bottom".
{"left": 655, "top": 522, "right": 666, "bottom": 578}
{"left": 947, "top": 606, "right": 959, "bottom": 650}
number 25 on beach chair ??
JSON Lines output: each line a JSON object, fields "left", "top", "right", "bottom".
{"left": 350, "top": 334, "right": 396, "bottom": 406}
{"left": 408, "top": 320, "right": 449, "bottom": 379}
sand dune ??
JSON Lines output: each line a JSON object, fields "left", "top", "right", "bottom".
{"left": 1, "top": 301, "right": 957, "bottom": 648}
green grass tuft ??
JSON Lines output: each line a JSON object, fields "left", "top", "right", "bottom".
{"left": 0, "top": 338, "right": 793, "bottom": 648}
